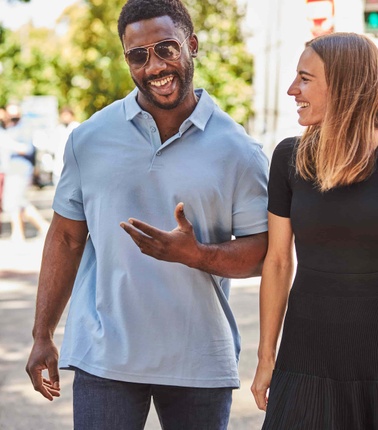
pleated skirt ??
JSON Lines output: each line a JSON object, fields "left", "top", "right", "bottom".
{"left": 262, "top": 266, "right": 378, "bottom": 430}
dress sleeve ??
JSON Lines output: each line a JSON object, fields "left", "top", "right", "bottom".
{"left": 267, "top": 137, "right": 296, "bottom": 218}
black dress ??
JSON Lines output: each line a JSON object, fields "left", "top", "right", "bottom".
{"left": 262, "top": 137, "right": 378, "bottom": 430}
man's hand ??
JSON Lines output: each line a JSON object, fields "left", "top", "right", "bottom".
{"left": 120, "top": 202, "right": 201, "bottom": 267}
{"left": 25, "top": 338, "right": 61, "bottom": 401}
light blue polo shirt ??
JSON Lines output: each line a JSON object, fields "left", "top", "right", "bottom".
{"left": 54, "top": 88, "right": 268, "bottom": 388}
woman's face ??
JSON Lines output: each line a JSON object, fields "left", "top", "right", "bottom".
{"left": 287, "top": 47, "right": 328, "bottom": 126}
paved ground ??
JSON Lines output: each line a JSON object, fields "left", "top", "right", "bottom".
{"left": 0, "top": 185, "right": 265, "bottom": 429}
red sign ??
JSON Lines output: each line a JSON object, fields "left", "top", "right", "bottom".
{"left": 306, "top": 0, "right": 335, "bottom": 38}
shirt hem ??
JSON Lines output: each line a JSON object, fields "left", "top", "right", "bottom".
{"left": 234, "top": 223, "right": 268, "bottom": 237}
{"left": 59, "top": 358, "right": 240, "bottom": 389}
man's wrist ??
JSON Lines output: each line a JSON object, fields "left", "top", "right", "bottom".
{"left": 187, "top": 242, "right": 214, "bottom": 271}
{"left": 32, "top": 327, "right": 54, "bottom": 341}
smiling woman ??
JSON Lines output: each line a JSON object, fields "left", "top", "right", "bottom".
{"left": 0, "top": 0, "right": 76, "bottom": 30}
{"left": 251, "top": 32, "right": 378, "bottom": 430}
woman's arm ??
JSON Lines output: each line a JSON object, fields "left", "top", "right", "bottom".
{"left": 251, "top": 212, "right": 295, "bottom": 411}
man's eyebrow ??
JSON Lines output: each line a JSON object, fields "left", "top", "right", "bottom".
{"left": 298, "top": 70, "right": 316, "bottom": 78}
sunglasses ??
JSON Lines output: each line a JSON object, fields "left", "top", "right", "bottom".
{"left": 124, "top": 36, "right": 190, "bottom": 69}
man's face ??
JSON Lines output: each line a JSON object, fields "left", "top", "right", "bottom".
{"left": 123, "top": 16, "right": 196, "bottom": 111}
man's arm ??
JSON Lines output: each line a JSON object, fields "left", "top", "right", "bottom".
{"left": 25, "top": 212, "right": 88, "bottom": 401}
{"left": 120, "top": 202, "right": 267, "bottom": 278}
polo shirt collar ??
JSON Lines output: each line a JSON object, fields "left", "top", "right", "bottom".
{"left": 187, "top": 89, "right": 214, "bottom": 131}
{"left": 124, "top": 87, "right": 215, "bottom": 131}
{"left": 125, "top": 88, "right": 142, "bottom": 121}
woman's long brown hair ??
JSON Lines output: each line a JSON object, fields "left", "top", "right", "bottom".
{"left": 296, "top": 32, "right": 378, "bottom": 191}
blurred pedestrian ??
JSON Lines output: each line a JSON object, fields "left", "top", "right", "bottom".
{"left": 25, "top": 0, "right": 269, "bottom": 428}
{"left": 2, "top": 102, "right": 49, "bottom": 242}
{"left": 251, "top": 32, "right": 378, "bottom": 429}
{"left": 0, "top": 107, "right": 7, "bottom": 129}
{"left": 52, "top": 106, "right": 80, "bottom": 185}
{"left": 0, "top": 107, "right": 10, "bottom": 232}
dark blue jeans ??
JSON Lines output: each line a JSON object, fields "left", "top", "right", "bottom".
{"left": 73, "top": 368, "right": 233, "bottom": 430}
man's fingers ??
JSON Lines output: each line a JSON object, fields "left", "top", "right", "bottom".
{"left": 47, "top": 361, "right": 60, "bottom": 390}
{"left": 27, "top": 367, "right": 55, "bottom": 401}
{"left": 120, "top": 219, "right": 160, "bottom": 239}
{"left": 42, "top": 377, "right": 60, "bottom": 390}
{"left": 120, "top": 202, "right": 190, "bottom": 239}
{"left": 174, "top": 202, "right": 191, "bottom": 232}
{"left": 26, "top": 353, "right": 60, "bottom": 401}
{"left": 42, "top": 379, "right": 61, "bottom": 398}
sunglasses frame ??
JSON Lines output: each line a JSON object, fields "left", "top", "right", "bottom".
{"left": 124, "top": 36, "right": 190, "bottom": 69}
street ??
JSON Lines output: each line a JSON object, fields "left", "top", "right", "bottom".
{"left": 0, "top": 185, "right": 265, "bottom": 430}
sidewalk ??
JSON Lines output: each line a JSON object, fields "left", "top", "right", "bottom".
{"left": 0, "top": 185, "right": 265, "bottom": 430}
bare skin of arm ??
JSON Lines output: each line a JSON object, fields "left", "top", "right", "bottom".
{"left": 120, "top": 202, "right": 268, "bottom": 279}
{"left": 250, "top": 212, "right": 295, "bottom": 411}
{"left": 25, "top": 212, "right": 88, "bottom": 401}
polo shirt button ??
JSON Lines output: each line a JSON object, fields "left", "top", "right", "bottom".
{"left": 151, "top": 126, "right": 156, "bottom": 133}
{"left": 156, "top": 151, "right": 162, "bottom": 156}
{"left": 143, "top": 113, "right": 149, "bottom": 119}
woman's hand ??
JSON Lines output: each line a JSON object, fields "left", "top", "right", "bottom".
{"left": 251, "top": 359, "right": 275, "bottom": 411}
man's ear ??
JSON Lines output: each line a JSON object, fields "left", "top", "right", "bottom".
{"left": 189, "top": 33, "right": 199, "bottom": 58}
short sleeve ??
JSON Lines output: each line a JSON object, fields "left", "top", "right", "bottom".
{"left": 267, "top": 138, "right": 296, "bottom": 218}
{"left": 232, "top": 145, "right": 269, "bottom": 236}
{"left": 52, "top": 131, "right": 86, "bottom": 221}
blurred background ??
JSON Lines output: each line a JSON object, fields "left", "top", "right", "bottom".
{"left": 0, "top": 0, "right": 377, "bottom": 428}
{"left": 0, "top": 0, "right": 376, "bottom": 159}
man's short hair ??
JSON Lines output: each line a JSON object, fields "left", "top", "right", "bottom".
{"left": 118, "top": 0, "right": 194, "bottom": 46}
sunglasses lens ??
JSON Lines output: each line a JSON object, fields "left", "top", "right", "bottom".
{"left": 127, "top": 48, "right": 148, "bottom": 67}
{"left": 155, "top": 40, "right": 181, "bottom": 61}
{"left": 126, "top": 39, "right": 183, "bottom": 68}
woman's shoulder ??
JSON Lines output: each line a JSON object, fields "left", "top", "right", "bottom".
{"left": 271, "top": 136, "right": 299, "bottom": 166}
{"left": 274, "top": 136, "right": 299, "bottom": 153}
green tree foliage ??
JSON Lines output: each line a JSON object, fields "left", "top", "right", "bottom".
{"left": 0, "top": 0, "right": 253, "bottom": 125}
{"left": 59, "top": 0, "right": 134, "bottom": 118}
{"left": 0, "top": 26, "right": 62, "bottom": 106}
{"left": 188, "top": 0, "right": 254, "bottom": 124}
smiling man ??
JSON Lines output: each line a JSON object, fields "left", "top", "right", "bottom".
{"left": 26, "top": 1, "right": 269, "bottom": 429}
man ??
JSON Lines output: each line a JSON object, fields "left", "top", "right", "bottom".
{"left": 26, "top": 0, "right": 268, "bottom": 428}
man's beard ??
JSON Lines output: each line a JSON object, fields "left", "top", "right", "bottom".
{"left": 132, "top": 58, "right": 195, "bottom": 110}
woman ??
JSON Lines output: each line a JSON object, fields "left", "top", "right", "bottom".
{"left": 251, "top": 32, "right": 378, "bottom": 429}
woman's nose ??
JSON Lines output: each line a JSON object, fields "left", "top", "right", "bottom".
{"left": 287, "top": 80, "right": 300, "bottom": 96}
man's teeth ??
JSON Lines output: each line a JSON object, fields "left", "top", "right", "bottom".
{"left": 297, "top": 102, "right": 309, "bottom": 108}
{"left": 150, "top": 76, "right": 174, "bottom": 87}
